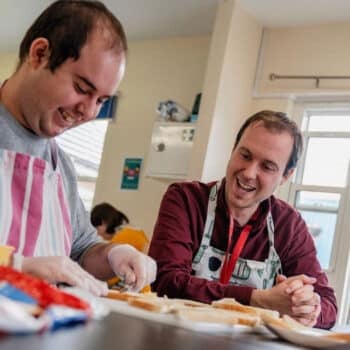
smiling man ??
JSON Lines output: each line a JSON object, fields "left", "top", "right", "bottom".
{"left": 149, "top": 110, "right": 337, "bottom": 329}
{"left": 0, "top": 0, "right": 156, "bottom": 295}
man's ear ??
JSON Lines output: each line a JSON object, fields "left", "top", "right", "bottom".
{"left": 28, "top": 38, "right": 50, "bottom": 69}
{"left": 280, "top": 168, "right": 295, "bottom": 186}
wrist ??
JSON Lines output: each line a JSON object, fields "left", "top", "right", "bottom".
{"left": 250, "top": 289, "right": 268, "bottom": 308}
{"left": 107, "top": 243, "right": 137, "bottom": 261}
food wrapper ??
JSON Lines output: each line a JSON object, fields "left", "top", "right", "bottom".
{"left": 0, "top": 266, "right": 92, "bottom": 334}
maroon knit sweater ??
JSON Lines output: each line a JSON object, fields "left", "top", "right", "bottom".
{"left": 149, "top": 180, "right": 337, "bottom": 329}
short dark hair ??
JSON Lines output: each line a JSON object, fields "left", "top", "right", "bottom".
{"left": 18, "top": 0, "right": 127, "bottom": 71}
{"left": 234, "top": 110, "right": 303, "bottom": 175}
{"left": 91, "top": 202, "right": 129, "bottom": 235}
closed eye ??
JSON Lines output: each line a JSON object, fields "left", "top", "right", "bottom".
{"left": 239, "top": 150, "right": 251, "bottom": 160}
{"left": 74, "top": 83, "right": 89, "bottom": 95}
{"left": 262, "top": 162, "right": 278, "bottom": 172}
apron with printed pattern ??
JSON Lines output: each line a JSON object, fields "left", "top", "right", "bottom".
{"left": 192, "top": 181, "right": 281, "bottom": 289}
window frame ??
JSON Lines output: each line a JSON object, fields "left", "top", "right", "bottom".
{"left": 288, "top": 101, "right": 350, "bottom": 324}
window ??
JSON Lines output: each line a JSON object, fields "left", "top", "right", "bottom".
{"left": 56, "top": 119, "right": 109, "bottom": 211}
{"left": 290, "top": 110, "right": 350, "bottom": 270}
{"left": 289, "top": 105, "right": 350, "bottom": 324}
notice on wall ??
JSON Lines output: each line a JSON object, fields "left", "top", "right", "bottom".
{"left": 121, "top": 158, "right": 142, "bottom": 190}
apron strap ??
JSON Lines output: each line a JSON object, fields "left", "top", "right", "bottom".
{"left": 201, "top": 180, "right": 221, "bottom": 246}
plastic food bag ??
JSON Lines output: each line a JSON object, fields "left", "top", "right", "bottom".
{"left": 0, "top": 266, "right": 92, "bottom": 334}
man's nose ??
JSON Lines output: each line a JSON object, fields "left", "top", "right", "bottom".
{"left": 76, "top": 98, "right": 99, "bottom": 121}
{"left": 243, "top": 162, "right": 258, "bottom": 178}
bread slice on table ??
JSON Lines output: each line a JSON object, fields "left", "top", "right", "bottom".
{"left": 128, "top": 296, "right": 170, "bottom": 313}
{"left": 174, "top": 306, "right": 261, "bottom": 326}
{"left": 212, "top": 298, "right": 279, "bottom": 319}
{"left": 262, "top": 313, "right": 306, "bottom": 330}
{"left": 324, "top": 332, "right": 350, "bottom": 343}
{"left": 165, "top": 298, "right": 207, "bottom": 310}
{"left": 174, "top": 307, "right": 239, "bottom": 325}
{"left": 105, "top": 290, "right": 156, "bottom": 302}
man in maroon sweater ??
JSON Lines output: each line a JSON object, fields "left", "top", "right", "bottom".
{"left": 149, "top": 110, "right": 337, "bottom": 329}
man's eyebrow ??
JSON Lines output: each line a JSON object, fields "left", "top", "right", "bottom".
{"left": 76, "top": 75, "right": 96, "bottom": 91}
{"left": 239, "top": 146, "right": 250, "bottom": 153}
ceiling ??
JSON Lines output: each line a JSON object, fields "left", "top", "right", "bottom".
{"left": 1, "top": 0, "right": 350, "bottom": 52}
{"left": 0, "top": 0, "right": 218, "bottom": 52}
{"left": 242, "top": 0, "right": 350, "bottom": 28}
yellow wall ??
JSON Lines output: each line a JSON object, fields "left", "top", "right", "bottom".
{"left": 0, "top": 53, "right": 17, "bottom": 81}
{"left": 189, "top": 0, "right": 262, "bottom": 182}
{"left": 94, "top": 36, "right": 211, "bottom": 235}
{"left": 257, "top": 22, "right": 350, "bottom": 94}
{"left": 250, "top": 23, "right": 350, "bottom": 198}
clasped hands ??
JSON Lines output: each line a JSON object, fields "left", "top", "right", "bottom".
{"left": 251, "top": 274, "right": 321, "bottom": 327}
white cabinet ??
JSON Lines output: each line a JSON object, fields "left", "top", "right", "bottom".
{"left": 146, "top": 121, "right": 195, "bottom": 179}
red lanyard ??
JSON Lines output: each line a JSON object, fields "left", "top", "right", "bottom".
{"left": 219, "top": 215, "right": 253, "bottom": 284}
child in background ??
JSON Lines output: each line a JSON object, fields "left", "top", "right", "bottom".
{"left": 90, "top": 203, "right": 150, "bottom": 291}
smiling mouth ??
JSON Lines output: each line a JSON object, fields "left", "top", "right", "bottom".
{"left": 236, "top": 178, "right": 256, "bottom": 192}
{"left": 60, "top": 109, "right": 74, "bottom": 123}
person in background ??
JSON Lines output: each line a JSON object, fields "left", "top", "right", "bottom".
{"left": 91, "top": 202, "right": 150, "bottom": 291}
{"left": 149, "top": 110, "right": 337, "bottom": 329}
{"left": 91, "top": 202, "right": 149, "bottom": 253}
{"left": 0, "top": 0, "right": 156, "bottom": 295}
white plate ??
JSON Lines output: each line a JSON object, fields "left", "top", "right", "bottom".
{"left": 265, "top": 323, "right": 348, "bottom": 348}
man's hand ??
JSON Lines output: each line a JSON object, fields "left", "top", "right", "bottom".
{"left": 276, "top": 274, "right": 321, "bottom": 327}
{"left": 22, "top": 256, "right": 108, "bottom": 296}
{"left": 107, "top": 244, "right": 157, "bottom": 292}
{"left": 250, "top": 274, "right": 317, "bottom": 318}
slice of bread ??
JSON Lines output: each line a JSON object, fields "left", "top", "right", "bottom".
{"left": 324, "top": 332, "right": 350, "bottom": 343}
{"left": 164, "top": 298, "right": 208, "bottom": 310}
{"left": 105, "top": 290, "right": 157, "bottom": 302}
{"left": 212, "top": 298, "right": 279, "bottom": 319}
{"left": 128, "top": 297, "right": 170, "bottom": 313}
{"left": 105, "top": 290, "right": 140, "bottom": 301}
{"left": 262, "top": 313, "right": 305, "bottom": 330}
{"left": 174, "top": 307, "right": 239, "bottom": 325}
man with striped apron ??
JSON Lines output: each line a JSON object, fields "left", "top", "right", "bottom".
{"left": 0, "top": 0, "right": 157, "bottom": 294}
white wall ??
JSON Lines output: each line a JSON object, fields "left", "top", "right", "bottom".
{"left": 94, "top": 36, "right": 211, "bottom": 236}
{"left": 188, "top": 0, "right": 263, "bottom": 182}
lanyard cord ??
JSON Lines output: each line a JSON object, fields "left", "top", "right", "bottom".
{"left": 219, "top": 215, "right": 253, "bottom": 284}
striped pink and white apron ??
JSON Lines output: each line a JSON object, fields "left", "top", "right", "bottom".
{"left": 0, "top": 148, "right": 72, "bottom": 257}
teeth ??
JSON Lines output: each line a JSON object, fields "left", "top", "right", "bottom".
{"left": 62, "top": 111, "right": 74, "bottom": 123}
{"left": 237, "top": 178, "right": 255, "bottom": 192}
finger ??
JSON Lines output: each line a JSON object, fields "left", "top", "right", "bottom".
{"left": 285, "top": 279, "right": 304, "bottom": 294}
{"left": 146, "top": 258, "right": 157, "bottom": 284}
{"left": 125, "top": 268, "right": 137, "bottom": 287}
{"left": 286, "top": 274, "right": 316, "bottom": 285}
{"left": 117, "top": 264, "right": 137, "bottom": 286}
{"left": 68, "top": 262, "right": 108, "bottom": 296}
{"left": 298, "top": 274, "right": 317, "bottom": 285}
{"left": 276, "top": 274, "right": 287, "bottom": 284}
{"left": 292, "top": 304, "right": 318, "bottom": 316}
{"left": 131, "top": 257, "right": 147, "bottom": 291}
{"left": 291, "top": 286, "right": 315, "bottom": 305}
{"left": 294, "top": 316, "right": 316, "bottom": 327}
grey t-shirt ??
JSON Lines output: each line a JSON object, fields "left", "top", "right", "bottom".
{"left": 0, "top": 103, "right": 100, "bottom": 261}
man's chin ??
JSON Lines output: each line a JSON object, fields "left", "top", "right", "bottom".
{"left": 40, "top": 128, "right": 65, "bottom": 138}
